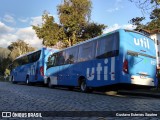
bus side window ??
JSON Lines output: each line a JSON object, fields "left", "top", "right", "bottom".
{"left": 57, "top": 52, "right": 65, "bottom": 66}
{"left": 65, "top": 55, "right": 74, "bottom": 64}
{"left": 28, "top": 54, "right": 33, "bottom": 63}
{"left": 65, "top": 47, "right": 78, "bottom": 64}
{"left": 21, "top": 56, "right": 29, "bottom": 65}
{"left": 96, "top": 32, "right": 119, "bottom": 58}
{"left": 78, "top": 41, "right": 95, "bottom": 62}
{"left": 28, "top": 50, "right": 41, "bottom": 63}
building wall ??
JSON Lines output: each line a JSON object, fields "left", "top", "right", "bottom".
{"left": 150, "top": 33, "right": 160, "bottom": 69}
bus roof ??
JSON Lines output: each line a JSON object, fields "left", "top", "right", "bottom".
{"left": 124, "top": 29, "right": 153, "bottom": 40}
{"left": 16, "top": 29, "right": 151, "bottom": 59}
{"left": 15, "top": 47, "right": 58, "bottom": 60}
{"left": 56, "top": 29, "right": 153, "bottom": 53}
{"left": 53, "top": 29, "right": 121, "bottom": 53}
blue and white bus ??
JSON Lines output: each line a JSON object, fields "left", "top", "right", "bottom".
{"left": 45, "top": 29, "right": 157, "bottom": 92}
{"left": 10, "top": 47, "right": 57, "bottom": 84}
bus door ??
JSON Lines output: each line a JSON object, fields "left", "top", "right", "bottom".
{"left": 13, "top": 67, "right": 19, "bottom": 81}
{"left": 124, "top": 50, "right": 156, "bottom": 86}
{"left": 56, "top": 51, "right": 66, "bottom": 85}
{"left": 47, "top": 53, "right": 59, "bottom": 85}
{"left": 19, "top": 65, "right": 26, "bottom": 81}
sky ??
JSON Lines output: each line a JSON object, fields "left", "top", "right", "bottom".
{"left": 0, "top": 0, "right": 151, "bottom": 48}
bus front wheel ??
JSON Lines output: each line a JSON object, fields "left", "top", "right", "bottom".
{"left": 47, "top": 78, "right": 53, "bottom": 88}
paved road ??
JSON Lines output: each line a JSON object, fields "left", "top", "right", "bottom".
{"left": 0, "top": 82, "right": 159, "bottom": 120}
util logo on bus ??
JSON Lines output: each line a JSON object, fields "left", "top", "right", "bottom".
{"left": 86, "top": 58, "right": 115, "bottom": 81}
{"left": 134, "top": 38, "right": 150, "bottom": 49}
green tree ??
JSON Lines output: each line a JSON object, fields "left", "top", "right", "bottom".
{"left": 0, "top": 47, "right": 10, "bottom": 61}
{"left": 33, "top": 0, "right": 106, "bottom": 48}
{"left": 144, "top": 8, "right": 160, "bottom": 30}
{"left": 8, "top": 40, "right": 35, "bottom": 60}
{"left": 32, "top": 12, "right": 64, "bottom": 47}
{"left": 0, "top": 47, "right": 11, "bottom": 75}
{"left": 130, "top": 8, "right": 160, "bottom": 31}
{"left": 1, "top": 58, "right": 11, "bottom": 76}
{"left": 80, "top": 22, "right": 106, "bottom": 40}
{"left": 57, "top": 0, "right": 92, "bottom": 47}
{"left": 129, "top": 17, "right": 145, "bottom": 30}
{"left": 129, "top": 17, "right": 145, "bottom": 26}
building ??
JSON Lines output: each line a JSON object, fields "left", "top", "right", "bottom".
{"left": 150, "top": 29, "right": 160, "bottom": 69}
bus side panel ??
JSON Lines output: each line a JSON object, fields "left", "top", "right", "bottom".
{"left": 11, "top": 66, "right": 20, "bottom": 82}
{"left": 58, "top": 64, "right": 76, "bottom": 86}
{"left": 85, "top": 57, "right": 119, "bottom": 87}
{"left": 55, "top": 57, "right": 120, "bottom": 87}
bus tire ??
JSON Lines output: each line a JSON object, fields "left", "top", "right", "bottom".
{"left": 80, "top": 79, "right": 88, "bottom": 92}
{"left": 11, "top": 76, "right": 17, "bottom": 84}
{"left": 47, "top": 78, "right": 53, "bottom": 88}
{"left": 26, "top": 76, "right": 30, "bottom": 85}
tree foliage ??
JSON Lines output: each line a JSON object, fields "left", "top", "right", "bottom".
{"left": 0, "top": 40, "right": 35, "bottom": 76}
{"left": 57, "top": 0, "right": 92, "bottom": 46}
{"left": 80, "top": 22, "right": 106, "bottom": 40}
{"left": 144, "top": 8, "right": 160, "bottom": 30}
{"left": 0, "top": 47, "right": 11, "bottom": 75}
{"left": 130, "top": 8, "right": 160, "bottom": 31}
{"left": 33, "top": 0, "right": 106, "bottom": 48}
{"left": 8, "top": 40, "right": 35, "bottom": 60}
{"left": 129, "top": 17, "right": 145, "bottom": 29}
{"left": 32, "top": 12, "right": 64, "bottom": 47}
{"left": 129, "top": 0, "right": 160, "bottom": 13}
{"left": 0, "top": 47, "right": 10, "bottom": 61}
{"left": 0, "top": 58, "right": 11, "bottom": 76}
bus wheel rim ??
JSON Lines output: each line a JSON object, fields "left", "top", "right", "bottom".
{"left": 12, "top": 77, "right": 14, "bottom": 81}
{"left": 81, "top": 82, "right": 86, "bottom": 91}
{"left": 49, "top": 81, "right": 51, "bottom": 87}
{"left": 26, "top": 78, "right": 29, "bottom": 84}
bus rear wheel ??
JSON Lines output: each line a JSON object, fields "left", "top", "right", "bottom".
{"left": 26, "top": 77, "right": 30, "bottom": 85}
{"left": 48, "top": 78, "right": 53, "bottom": 88}
{"left": 80, "top": 80, "right": 88, "bottom": 92}
{"left": 11, "top": 76, "right": 17, "bottom": 84}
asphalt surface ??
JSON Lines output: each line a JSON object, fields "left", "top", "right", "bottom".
{"left": 0, "top": 81, "right": 160, "bottom": 120}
